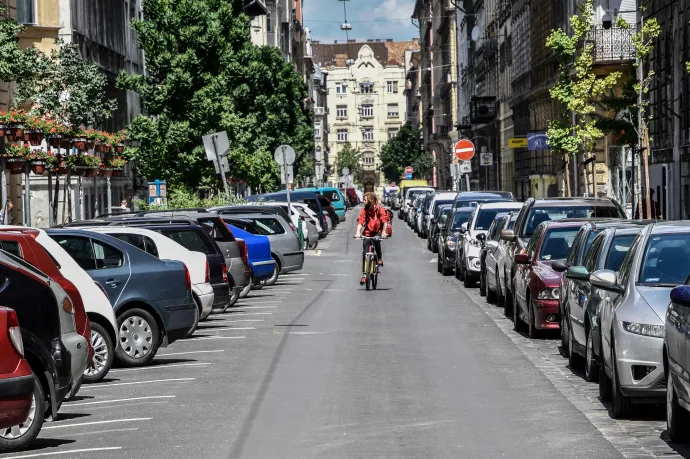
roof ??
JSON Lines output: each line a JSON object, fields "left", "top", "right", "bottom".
{"left": 453, "top": 207, "right": 476, "bottom": 213}
{"left": 583, "top": 219, "right": 649, "bottom": 231}
{"left": 312, "top": 40, "right": 420, "bottom": 68}
{"left": 541, "top": 220, "right": 592, "bottom": 230}
{"left": 476, "top": 202, "right": 524, "bottom": 210}
{"left": 649, "top": 221, "right": 690, "bottom": 234}
{"left": 531, "top": 197, "right": 617, "bottom": 207}
{"left": 456, "top": 191, "right": 514, "bottom": 199}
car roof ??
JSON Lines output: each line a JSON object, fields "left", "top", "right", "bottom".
{"left": 611, "top": 226, "right": 645, "bottom": 236}
{"left": 649, "top": 221, "right": 690, "bottom": 235}
{"left": 456, "top": 191, "right": 513, "bottom": 199}
{"left": 541, "top": 219, "right": 594, "bottom": 229}
{"left": 476, "top": 202, "right": 523, "bottom": 210}
{"left": 453, "top": 207, "right": 475, "bottom": 213}
{"left": 583, "top": 219, "right": 648, "bottom": 231}
{"left": 432, "top": 192, "right": 458, "bottom": 200}
{"left": 531, "top": 197, "right": 617, "bottom": 207}
{"left": 227, "top": 212, "right": 279, "bottom": 219}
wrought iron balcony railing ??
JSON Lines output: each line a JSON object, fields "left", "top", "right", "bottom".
{"left": 585, "top": 26, "right": 635, "bottom": 64}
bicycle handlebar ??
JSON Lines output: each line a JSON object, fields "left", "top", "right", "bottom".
{"left": 354, "top": 235, "right": 384, "bottom": 240}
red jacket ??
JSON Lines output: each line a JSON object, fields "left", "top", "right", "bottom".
{"left": 357, "top": 205, "right": 389, "bottom": 236}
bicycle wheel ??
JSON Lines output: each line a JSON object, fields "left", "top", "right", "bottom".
{"left": 372, "top": 269, "right": 378, "bottom": 290}
{"left": 365, "top": 272, "right": 371, "bottom": 291}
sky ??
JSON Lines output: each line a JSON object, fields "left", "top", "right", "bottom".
{"left": 303, "top": 0, "right": 418, "bottom": 43}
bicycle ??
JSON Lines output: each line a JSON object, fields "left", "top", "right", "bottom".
{"left": 356, "top": 235, "right": 382, "bottom": 291}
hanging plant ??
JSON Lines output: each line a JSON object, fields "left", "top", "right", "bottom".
{"left": 22, "top": 114, "right": 46, "bottom": 146}
{"left": 105, "top": 156, "right": 127, "bottom": 169}
{"left": 26, "top": 149, "right": 52, "bottom": 175}
{"left": 80, "top": 128, "right": 101, "bottom": 150}
{"left": 1, "top": 144, "right": 30, "bottom": 159}
{"left": 81, "top": 154, "right": 102, "bottom": 169}
{"left": 108, "top": 130, "right": 128, "bottom": 154}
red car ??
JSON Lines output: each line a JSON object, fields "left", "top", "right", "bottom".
{"left": 0, "top": 306, "right": 33, "bottom": 431}
{"left": 512, "top": 220, "right": 584, "bottom": 338}
{"left": 0, "top": 231, "right": 93, "bottom": 388}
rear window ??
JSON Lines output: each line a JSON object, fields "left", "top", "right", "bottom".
{"left": 0, "top": 241, "right": 22, "bottom": 258}
{"left": 539, "top": 227, "right": 580, "bottom": 261}
{"left": 322, "top": 190, "right": 341, "bottom": 202}
{"left": 474, "top": 208, "right": 519, "bottom": 231}
{"left": 253, "top": 218, "right": 286, "bottom": 235}
{"left": 523, "top": 206, "right": 621, "bottom": 238}
{"left": 197, "top": 218, "right": 236, "bottom": 243}
{"left": 160, "top": 230, "right": 215, "bottom": 255}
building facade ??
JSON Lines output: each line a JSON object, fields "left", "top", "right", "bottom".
{"left": 312, "top": 39, "right": 419, "bottom": 193}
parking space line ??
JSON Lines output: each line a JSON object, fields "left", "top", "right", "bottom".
{"left": 81, "top": 378, "right": 195, "bottom": 389}
{"left": 51, "top": 427, "right": 138, "bottom": 437}
{"left": 63, "top": 396, "right": 176, "bottom": 407}
{"left": 190, "top": 336, "right": 246, "bottom": 340}
{"left": 220, "top": 319, "right": 265, "bottom": 323}
{"left": 44, "top": 418, "right": 152, "bottom": 430}
{"left": 224, "top": 312, "right": 273, "bottom": 316}
{"left": 157, "top": 349, "right": 225, "bottom": 357}
{"left": 238, "top": 306, "right": 277, "bottom": 309}
{"left": 2, "top": 447, "right": 123, "bottom": 458}
{"left": 110, "top": 363, "right": 211, "bottom": 373}
{"left": 210, "top": 327, "right": 256, "bottom": 331}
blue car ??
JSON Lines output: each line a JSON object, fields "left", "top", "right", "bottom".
{"left": 296, "top": 187, "right": 347, "bottom": 222}
{"left": 226, "top": 223, "right": 276, "bottom": 282}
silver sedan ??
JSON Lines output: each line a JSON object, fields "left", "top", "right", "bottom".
{"left": 593, "top": 222, "right": 690, "bottom": 418}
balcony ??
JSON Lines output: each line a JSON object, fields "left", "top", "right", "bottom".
{"left": 585, "top": 26, "right": 635, "bottom": 64}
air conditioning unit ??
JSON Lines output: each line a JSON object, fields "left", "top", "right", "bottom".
{"left": 314, "top": 107, "right": 326, "bottom": 116}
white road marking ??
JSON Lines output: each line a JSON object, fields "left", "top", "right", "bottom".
{"left": 219, "top": 319, "right": 265, "bottom": 323}
{"left": 44, "top": 418, "right": 152, "bottom": 430}
{"left": 327, "top": 274, "right": 349, "bottom": 276}
{"left": 2, "top": 447, "right": 123, "bottom": 458}
{"left": 213, "top": 327, "right": 256, "bottom": 331}
{"left": 288, "top": 331, "right": 331, "bottom": 335}
{"left": 64, "top": 396, "right": 176, "bottom": 407}
{"left": 81, "top": 378, "right": 195, "bottom": 389}
{"left": 190, "top": 336, "right": 246, "bottom": 340}
{"left": 324, "top": 289, "right": 346, "bottom": 292}
{"left": 238, "top": 306, "right": 277, "bottom": 309}
{"left": 285, "top": 273, "right": 308, "bottom": 276}
{"left": 225, "top": 312, "right": 273, "bottom": 316}
{"left": 110, "top": 363, "right": 211, "bottom": 372}
{"left": 157, "top": 349, "right": 225, "bottom": 357}
{"left": 51, "top": 427, "right": 138, "bottom": 437}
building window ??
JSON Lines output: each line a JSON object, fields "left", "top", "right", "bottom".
{"left": 388, "top": 128, "right": 399, "bottom": 139}
{"left": 337, "top": 129, "right": 348, "bottom": 142}
{"left": 387, "top": 103, "right": 399, "bottom": 118}
{"left": 386, "top": 81, "right": 398, "bottom": 93}
{"left": 267, "top": 12, "right": 272, "bottom": 32}
{"left": 335, "top": 82, "right": 347, "bottom": 95}
{"left": 314, "top": 124, "right": 321, "bottom": 139}
{"left": 362, "top": 127, "right": 374, "bottom": 141}
{"left": 17, "top": 0, "right": 36, "bottom": 24}
{"left": 336, "top": 105, "right": 348, "bottom": 118}
{"left": 360, "top": 104, "right": 374, "bottom": 118}
{"left": 360, "top": 82, "right": 374, "bottom": 93}
{"left": 362, "top": 154, "right": 375, "bottom": 165}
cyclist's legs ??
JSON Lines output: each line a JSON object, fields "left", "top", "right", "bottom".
{"left": 362, "top": 238, "right": 373, "bottom": 273}
{"left": 373, "top": 239, "right": 382, "bottom": 261}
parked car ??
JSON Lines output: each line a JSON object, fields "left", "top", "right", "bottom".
{"left": 220, "top": 212, "right": 304, "bottom": 286}
{"left": 594, "top": 222, "right": 690, "bottom": 418}
{"left": 0, "top": 306, "right": 34, "bottom": 446}
{"left": 429, "top": 205, "right": 453, "bottom": 253}
{"left": 449, "top": 191, "right": 514, "bottom": 214}
{"left": 665, "top": 282, "right": 690, "bottom": 442}
{"left": 479, "top": 211, "right": 512, "bottom": 300}
{"left": 46, "top": 229, "right": 197, "bottom": 366}
{"left": 399, "top": 187, "right": 434, "bottom": 221}
{"left": 225, "top": 221, "right": 276, "bottom": 286}
{"left": 457, "top": 202, "right": 524, "bottom": 288}
{"left": 0, "top": 252, "right": 79, "bottom": 452}
{"left": 557, "top": 224, "right": 642, "bottom": 381}
{"left": 297, "top": 187, "right": 347, "bottom": 222}
{"left": 511, "top": 220, "right": 583, "bottom": 338}
{"left": 500, "top": 197, "right": 626, "bottom": 317}
{"left": 344, "top": 187, "right": 359, "bottom": 207}
{"left": 425, "top": 192, "right": 457, "bottom": 247}
{"left": 248, "top": 191, "right": 330, "bottom": 233}
{"left": 246, "top": 202, "right": 319, "bottom": 248}
{"left": 0, "top": 231, "right": 95, "bottom": 389}
{"left": 437, "top": 207, "right": 474, "bottom": 276}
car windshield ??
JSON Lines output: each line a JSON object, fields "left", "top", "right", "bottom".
{"left": 523, "top": 206, "right": 620, "bottom": 238}
{"left": 604, "top": 235, "right": 637, "bottom": 271}
{"left": 451, "top": 212, "right": 472, "bottom": 230}
{"left": 475, "top": 208, "right": 519, "bottom": 231}
{"left": 638, "top": 233, "right": 690, "bottom": 286}
{"left": 455, "top": 198, "right": 509, "bottom": 208}
{"left": 538, "top": 227, "right": 579, "bottom": 261}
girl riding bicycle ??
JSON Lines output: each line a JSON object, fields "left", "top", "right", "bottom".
{"left": 355, "top": 192, "right": 389, "bottom": 285}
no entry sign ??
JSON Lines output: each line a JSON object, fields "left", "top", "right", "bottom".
{"left": 454, "top": 139, "right": 475, "bottom": 161}
{"left": 404, "top": 166, "right": 414, "bottom": 174}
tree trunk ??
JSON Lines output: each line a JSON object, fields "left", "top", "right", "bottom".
{"left": 643, "top": 127, "right": 652, "bottom": 219}
{"left": 582, "top": 151, "right": 590, "bottom": 197}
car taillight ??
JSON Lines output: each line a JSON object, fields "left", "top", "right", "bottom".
{"left": 63, "top": 296, "right": 74, "bottom": 314}
{"left": 94, "top": 281, "right": 108, "bottom": 298}
{"left": 7, "top": 309, "right": 24, "bottom": 357}
{"left": 221, "top": 263, "right": 229, "bottom": 283}
{"left": 205, "top": 261, "right": 210, "bottom": 284}
{"left": 289, "top": 222, "right": 297, "bottom": 232}
{"left": 237, "top": 240, "right": 249, "bottom": 266}
{"left": 183, "top": 265, "right": 191, "bottom": 292}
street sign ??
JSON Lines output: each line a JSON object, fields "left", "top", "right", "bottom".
{"left": 202, "top": 131, "right": 230, "bottom": 161}
{"left": 212, "top": 155, "right": 230, "bottom": 174}
{"left": 404, "top": 166, "right": 414, "bottom": 174}
{"left": 508, "top": 138, "right": 528, "bottom": 148}
{"left": 405, "top": 173, "right": 413, "bottom": 180}
{"left": 450, "top": 162, "right": 462, "bottom": 177}
{"left": 454, "top": 139, "right": 475, "bottom": 161}
{"left": 342, "top": 167, "right": 350, "bottom": 176}
{"left": 460, "top": 161, "right": 472, "bottom": 174}
{"left": 281, "top": 165, "right": 294, "bottom": 185}
{"left": 480, "top": 152, "right": 493, "bottom": 166}
{"left": 528, "top": 132, "right": 550, "bottom": 151}
{"left": 274, "top": 145, "right": 296, "bottom": 166}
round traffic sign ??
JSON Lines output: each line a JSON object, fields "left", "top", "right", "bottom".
{"left": 454, "top": 139, "right": 475, "bottom": 161}
{"left": 342, "top": 167, "right": 350, "bottom": 176}
{"left": 274, "top": 145, "right": 296, "bottom": 166}
{"left": 404, "top": 166, "right": 414, "bottom": 174}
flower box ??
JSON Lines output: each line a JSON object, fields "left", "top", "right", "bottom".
{"left": 6, "top": 158, "right": 25, "bottom": 174}
{"left": 23, "top": 130, "right": 44, "bottom": 147}
{"left": 30, "top": 161, "right": 46, "bottom": 175}
{"left": 73, "top": 138, "right": 88, "bottom": 151}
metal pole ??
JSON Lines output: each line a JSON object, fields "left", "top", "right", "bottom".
{"left": 465, "top": 173, "right": 470, "bottom": 192}
{"left": 282, "top": 146, "right": 291, "bottom": 210}
{"left": 78, "top": 175, "right": 84, "bottom": 220}
{"left": 66, "top": 168, "right": 73, "bottom": 223}
{"left": 212, "top": 134, "right": 231, "bottom": 199}
{"left": 620, "top": 147, "right": 627, "bottom": 213}
{"left": 93, "top": 175, "right": 98, "bottom": 218}
{"left": 0, "top": 157, "right": 6, "bottom": 225}
{"left": 24, "top": 163, "right": 30, "bottom": 226}
{"left": 632, "top": 146, "right": 636, "bottom": 218}
{"left": 107, "top": 176, "right": 112, "bottom": 215}
{"left": 48, "top": 171, "right": 53, "bottom": 227}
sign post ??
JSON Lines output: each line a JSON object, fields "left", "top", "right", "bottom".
{"left": 275, "top": 145, "right": 296, "bottom": 210}
{"left": 202, "top": 131, "right": 231, "bottom": 199}
{"left": 454, "top": 140, "right": 475, "bottom": 191}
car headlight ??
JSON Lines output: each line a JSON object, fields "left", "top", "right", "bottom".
{"left": 622, "top": 322, "right": 665, "bottom": 338}
{"left": 537, "top": 288, "right": 560, "bottom": 300}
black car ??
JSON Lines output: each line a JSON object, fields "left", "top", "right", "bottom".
{"left": 437, "top": 207, "right": 474, "bottom": 276}
{"left": 429, "top": 205, "right": 453, "bottom": 253}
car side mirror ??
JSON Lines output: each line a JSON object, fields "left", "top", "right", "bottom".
{"left": 486, "top": 240, "right": 498, "bottom": 249}
{"left": 552, "top": 260, "right": 570, "bottom": 273}
{"left": 589, "top": 269, "right": 622, "bottom": 293}
{"left": 458, "top": 226, "right": 467, "bottom": 234}
{"left": 500, "top": 229, "right": 517, "bottom": 242}
{"left": 476, "top": 233, "right": 486, "bottom": 242}
{"left": 514, "top": 253, "right": 531, "bottom": 265}
{"left": 566, "top": 266, "right": 589, "bottom": 281}
{"left": 670, "top": 286, "right": 690, "bottom": 307}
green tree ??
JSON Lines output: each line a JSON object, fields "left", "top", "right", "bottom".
{"left": 0, "top": 6, "right": 43, "bottom": 90}
{"left": 117, "top": 0, "right": 313, "bottom": 192}
{"left": 546, "top": 0, "right": 621, "bottom": 196}
{"left": 379, "top": 123, "right": 434, "bottom": 183}
{"left": 335, "top": 142, "right": 362, "bottom": 182}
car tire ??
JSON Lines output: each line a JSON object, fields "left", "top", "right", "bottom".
{"left": 115, "top": 308, "right": 160, "bottom": 367}
{"left": 667, "top": 376, "right": 690, "bottom": 443}
{"left": 441, "top": 261, "right": 452, "bottom": 276}
{"left": 83, "top": 323, "right": 114, "bottom": 383}
{"left": 454, "top": 258, "right": 461, "bottom": 280}
{"left": 253, "top": 278, "right": 266, "bottom": 290}
{"left": 568, "top": 317, "right": 584, "bottom": 369}
{"left": 527, "top": 297, "right": 539, "bottom": 339}
{"left": 584, "top": 326, "right": 599, "bottom": 382}
{"left": 611, "top": 342, "right": 631, "bottom": 418}
{"left": 479, "top": 264, "right": 487, "bottom": 297}
{"left": 463, "top": 262, "right": 473, "bottom": 288}
{"left": 512, "top": 290, "right": 524, "bottom": 331}
{"left": 0, "top": 374, "right": 45, "bottom": 453}
{"left": 494, "top": 271, "right": 503, "bottom": 307}
{"left": 427, "top": 237, "right": 432, "bottom": 251}
{"left": 265, "top": 256, "right": 280, "bottom": 286}
{"left": 561, "top": 304, "right": 570, "bottom": 357}
{"left": 239, "top": 281, "right": 252, "bottom": 299}
{"left": 599, "top": 358, "right": 613, "bottom": 402}
{"left": 185, "top": 299, "right": 201, "bottom": 338}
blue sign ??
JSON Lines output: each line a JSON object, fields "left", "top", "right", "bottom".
{"left": 528, "top": 132, "right": 550, "bottom": 151}
{"left": 405, "top": 173, "right": 413, "bottom": 180}
{"left": 148, "top": 179, "right": 168, "bottom": 205}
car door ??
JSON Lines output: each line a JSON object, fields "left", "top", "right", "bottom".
{"left": 572, "top": 235, "right": 605, "bottom": 346}
{"left": 516, "top": 226, "right": 544, "bottom": 312}
{"left": 563, "top": 230, "right": 586, "bottom": 321}
{"left": 53, "top": 234, "right": 130, "bottom": 306}
{"left": 486, "top": 217, "right": 507, "bottom": 283}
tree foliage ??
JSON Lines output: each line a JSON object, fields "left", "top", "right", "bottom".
{"left": 0, "top": 6, "right": 43, "bottom": 87}
{"left": 335, "top": 142, "right": 362, "bottom": 181}
{"left": 117, "top": 0, "right": 313, "bottom": 192}
{"left": 379, "top": 123, "right": 434, "bottom": 183}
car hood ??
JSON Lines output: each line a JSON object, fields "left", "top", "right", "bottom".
{"left": 636, "top": 286, "right": 674, "bottom": 323}
{"left": 533, "top": 261, "right": 562, "bottom": 287}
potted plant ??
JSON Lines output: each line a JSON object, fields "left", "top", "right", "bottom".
{"left": 107, "top": 156, "right": 127, "bottom": 177}
{"left": 1, "top": 144, "right": 30, "bottom": 174}
{"left": 6, "top": 110, "right": 27, "bottom": 141}
{"left": 81, "top": 128, "right": 101, "bottom": 150}
{"left": 26, "top": 149, "right": 53, "bottom": 175}
{"left": 81, "top": 154, "right": 102, "bottom": 177}
{"left": 45, "top": 120, "right": 74, "bottom": 149}
{"left": 22, "top": 114, "right": 46, "bottom": 146}
{"left": 110, "top": 130, "right": 128, "bottom": 154}
{"left": 96, "top": 131, "right": 112, "bottom": 153}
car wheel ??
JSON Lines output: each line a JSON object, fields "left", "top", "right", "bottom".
{"left": 442, "top": 260, "right": 453, "bottom": 276}
{"left": 584, "top": 326, "right": 599, "bottom": 382}
{"left": 65, "top": 377, "right": 83, "bottom": 401}
{"left": 599, "top": 354, "right": 613, "bottom": 402}
{"left": 437, "top": 254, "right": 443, "bottom": 273}
{"left": 561, "top": 304, "right": 570, "bottom": 357}
{"left": 667, "top": 375, "right": 690, "bottom": 443}
{"left": 528, "top": 298, "right": 539, "bottom": 339}
{"left": 479, "top": 264, "right": 487, "bottom": 297}
{"left": 492, "top": 271, "right": 502, "bottom": 306}
{"left": 239, "top": 280, "right": 252, "bottom": 299}
{"left": 0, "top": 374, "right": 45, "bottom": 453}
{"left": 265, "top": 257, "right": 280, "bottom": 286}
{"left": 185, "top": 299, "right": 201, "bottom": 337}
{"left": 463, "top": 261, "right": 473, "bottom": 288}
{"left": 115, "top": 308, "right": 160, "bottom": 367}
{"left": 427, "top": 237, "right": 432, "bottom": 251}
{"left": 83, "top": 323, "right": 114, "bottom": 383}
{"left": 253, "top": 278, "right": 266, "bottom": 290}
{"left": 568, "top": 317, "right": 583, "bottom": 369}
{"left": 611, "top": 342, "right": 631, "bottom": 418}
{"left": 512, "top": 287, "right": 524, "bottom": 332}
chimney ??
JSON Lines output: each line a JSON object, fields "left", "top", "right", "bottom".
{"left": 386, "top": 39, "right": 393, "bottom": 42}
{"left": 367, "top": 39, "right": 374, "bottom": 42}
{"left": 348, "top": 39, "right": 356, "bottom": 43}
{"left": 375, "top": 39, "right": 381, "bottom": 42}
{"left": 334, "top": 40, "right": 338, "bottom": 43}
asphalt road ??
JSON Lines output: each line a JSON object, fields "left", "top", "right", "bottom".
{"left": 6, "top": 211, "right": 686, "bottom": 459}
